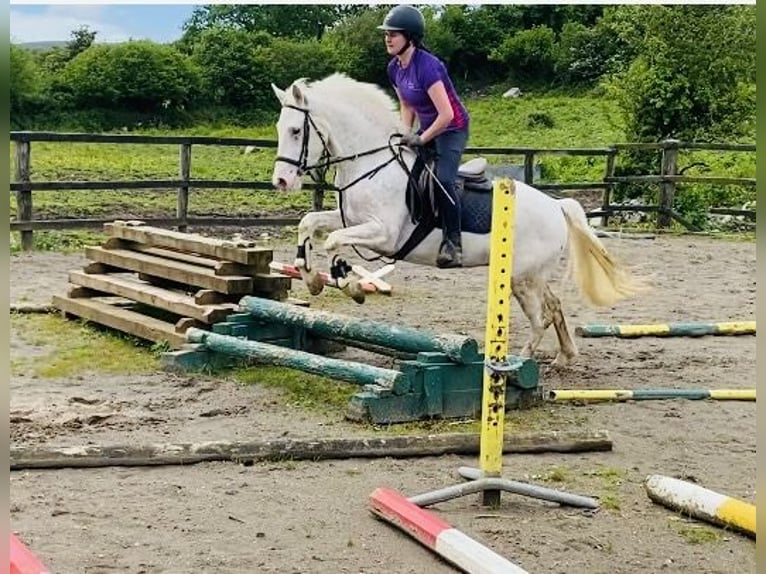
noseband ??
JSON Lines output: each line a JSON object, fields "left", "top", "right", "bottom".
{"left": 275, "top": 104, "right": 332, "bottom": 182}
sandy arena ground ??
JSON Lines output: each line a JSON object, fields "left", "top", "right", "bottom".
{"left": 10, "top": 232, "right": 756, "bottom": 573}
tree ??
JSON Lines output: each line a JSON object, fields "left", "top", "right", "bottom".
{"left": 10, "top": 45, "right": 41, "bottom": 113}
{"left": 182, "top": 5, "right": 364, "bottom": 42}
{"left": 67, "top": 26, "right": 97, "bottom": 59}
{"left": 607, "top": 5, "right": 755, "bottom": 142}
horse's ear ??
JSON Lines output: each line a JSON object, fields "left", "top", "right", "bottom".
{"left": 291, "top": 83, "right": 306, "bottom": 107}
{"left": 271, "top": 83, "right": 286, "bottom": 105}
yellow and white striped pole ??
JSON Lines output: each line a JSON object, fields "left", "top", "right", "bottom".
{"left": 479, "top": 178, "right": 516, "bottom": 506}
{"left": 645, "top": 474, "right": 755, "bottom": 538}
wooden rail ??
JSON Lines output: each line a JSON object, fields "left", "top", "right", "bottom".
{"left": 9, "top": 132, "right": 756, "bottom": 250}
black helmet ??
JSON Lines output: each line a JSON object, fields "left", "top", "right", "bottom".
{"left": 377, "top": 5, "right": 425, "bottom": 44}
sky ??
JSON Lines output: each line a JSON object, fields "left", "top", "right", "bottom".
{"left": 9, "top": 4, "right": 201, "bottom": 44}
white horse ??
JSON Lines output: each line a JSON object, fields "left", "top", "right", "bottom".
{"left": 270, "top": 73, "right": 646, "bottom": 366}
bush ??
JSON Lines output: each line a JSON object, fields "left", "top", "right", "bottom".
{"left": 490, "top": 26, "right": 557, "bottom": 85}
{"left": 58, "top": 41, "right": 201, "bottom": 114}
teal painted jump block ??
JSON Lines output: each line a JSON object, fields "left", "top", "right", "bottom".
{"left": 347, "top": 353, "right": 540, "bottom": 424}
{"left": 164, "top": 309, "right": 541, "bottom": 423}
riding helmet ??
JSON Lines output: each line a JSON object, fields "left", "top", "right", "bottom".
{"left": 377, "top": 5, "right": 425, "bottom": 44}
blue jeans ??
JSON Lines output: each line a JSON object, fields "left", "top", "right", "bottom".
{"left": 433, "top": 127, "right": 469, "bottom": 238}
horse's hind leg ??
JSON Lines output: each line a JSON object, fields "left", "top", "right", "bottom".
{"left": 543, "top": 283, "right": 578, "bottom": 367}
{"left": 511, "top": 278, "right": 548, "bottom": 359}
{"left": 295, "top": 210, "right": 342, "bottom": 296}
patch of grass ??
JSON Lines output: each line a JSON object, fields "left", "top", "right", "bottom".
{"left": 10, "top": 230, "right": 106, "bottom": 255}
{"left": 229, "top": 365, "right": 356, "bottom": 415}
{"left": 544, "top": 466, "right": 570, "bottom": 483}
{"left": 585, "top": 466, "right": 626, "bottom": 513}
{"left": 599, "top": 493, "right": 622, "bottom": 512}
{"left": 11, "top": 313, "right": 160, "bottom": 377}
{"left": 673, "top": 522, "right": 722, "bottom": 544}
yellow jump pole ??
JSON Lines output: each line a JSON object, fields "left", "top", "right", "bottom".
{"left": 548, "top": 389, "right": 756, "bottom": 402}
{"left": 479, "top": 177, "right": 516, "bottom": 507}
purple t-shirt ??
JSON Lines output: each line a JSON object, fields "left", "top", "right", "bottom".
{"left": 387, "top": 49, "right": 469, "bottom": 134}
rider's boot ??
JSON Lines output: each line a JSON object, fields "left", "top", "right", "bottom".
{"left": 436, "top": 229, "right": 463, "bottom": 269}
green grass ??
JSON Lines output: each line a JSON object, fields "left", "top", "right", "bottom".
{"left": 228, "top": 365, "right": 357, "bottom": 415}
{"left": 673, "top": 522, "right": 722, "bottom": 544}
{"left": 10, "top": 313, "right": 160, "bottom": 378}
{"left": 585, "top": 466, "right": 626, "bottom": 512}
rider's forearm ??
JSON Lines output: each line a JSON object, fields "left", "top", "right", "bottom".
{"left": 400, "top": 106, "right": 416, "bottom": 132}
{"left": 419, "top": 112, "right": 453, "bottom": 144}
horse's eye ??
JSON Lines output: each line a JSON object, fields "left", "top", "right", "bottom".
{"left": 290, "top": 127, "right": 301, "bottom": 138}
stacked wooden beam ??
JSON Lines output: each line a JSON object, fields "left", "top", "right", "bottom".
{"left": 52, "top": 221, "right": 292, "bottom": 348}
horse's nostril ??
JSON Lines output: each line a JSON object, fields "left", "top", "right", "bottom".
{"left": 277, "top": 178, "right": 288, "bottom": 189}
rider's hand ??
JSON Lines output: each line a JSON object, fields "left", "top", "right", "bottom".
{"left": 400, "top": 133, "right": 424, "bottom": 147}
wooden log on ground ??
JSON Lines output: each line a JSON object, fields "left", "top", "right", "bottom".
{"left": 9, "top": 429, "right": 612, "bottom": 470}
{"left": 10, "top": 303, "right": 56, "bottom": 314}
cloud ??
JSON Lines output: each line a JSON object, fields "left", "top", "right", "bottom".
{"left": 10, "top": 6, "right": 133, "bottom": 44}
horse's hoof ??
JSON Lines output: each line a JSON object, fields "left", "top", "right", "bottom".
{"left": 306, "top": 275, "right": 325, "bottom": 296}
{"left": 342, "top": 282, "right": 366, "bottom": 304}
{"left": 551, "top": 352, "right": 577, "bottom": 368}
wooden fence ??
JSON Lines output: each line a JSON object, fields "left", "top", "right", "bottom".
{"left": 10, "top": 132, "right": 756, "bottom": 250}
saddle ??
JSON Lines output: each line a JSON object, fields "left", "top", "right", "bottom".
{"left": 405, "top": 153, "right": 493, "bottom": 232}
{"left": 456, "top": 157, "right": 493, "bottom": 194}
{"left": 393, "top": 154, "right": 494, "bottom": 260}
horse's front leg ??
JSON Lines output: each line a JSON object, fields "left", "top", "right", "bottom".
{"left": 323, "top": 220, "right": 391, "bottom": 304}
{"left": 295, "top": 209, "right": 342, "bottom": 296}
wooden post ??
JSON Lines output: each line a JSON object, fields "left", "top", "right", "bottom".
{"left": 312, "top": 184, "right": 325, "bottom": 211}
{"left": 658, "top": 139, "right": 679, "bottom": 228}
{"left": 523, "top": 152, "right": 535, "bottom": 184}
{"left": 602, "top": 149, "right": 617, "bottom": 227}
{"left": 178, "top": 143, "right": 191, "bottom": 232}
{"left": 479, "top": 178, "right": 516, "bottom": 507}
{"left": 14, "top": 140, "right": 33, "bottom": 250}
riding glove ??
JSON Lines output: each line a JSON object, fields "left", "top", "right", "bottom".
{"left": 400, "top": 133, "right": 425, "bottom": 147}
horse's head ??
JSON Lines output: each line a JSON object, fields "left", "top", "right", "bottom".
{"left": 271, "top": 80, "right": 331, "bottom": 191}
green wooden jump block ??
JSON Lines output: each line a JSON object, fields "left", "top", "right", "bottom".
{"left": 347, "top": 354, "right": 541, "bottom": 424}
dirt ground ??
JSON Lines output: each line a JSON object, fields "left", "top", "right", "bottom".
{"left": 10, "top": 232, "right": 756, "bottom": 573}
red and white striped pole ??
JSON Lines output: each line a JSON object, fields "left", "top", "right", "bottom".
{"left": 370, "top": 487, "right": 528, "bottom": 574}
{"left": 10, "top": 533, "right": 51, "bottom": 574}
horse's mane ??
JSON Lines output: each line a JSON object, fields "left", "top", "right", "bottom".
{"left": 297, "top": 73, "right": 399, "bottom": 130}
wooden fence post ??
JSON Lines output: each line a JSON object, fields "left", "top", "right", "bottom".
{"left": 601, "top": 148, "right": 617, "bottom": 227}
{"left": 178, "top": 143, "right": 191, "bottom": 232}
{"left": 658, "top": 139, "right": 679, "bottom": 228}
{"left": 14, "top": 140, "right": 33, "bottom": 251}
{"left": 523, "top": 152, "right": 535, "bottom": 184}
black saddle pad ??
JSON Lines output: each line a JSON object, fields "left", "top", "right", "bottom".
{"left": 405, "top": 149, "right": 493, "bottom": 235}
{"left": 457, "top": 178, "right": 492, "bottom": 234}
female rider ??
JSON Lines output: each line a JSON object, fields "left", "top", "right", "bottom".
{"left": 378, "top": 5, "right": 470, "bottom": 269}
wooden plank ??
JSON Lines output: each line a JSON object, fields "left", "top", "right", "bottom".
{"left": 52, "top": 295, "right": 188, "bottom": 348}
{"left": 10, "top": 131, "right": 278, "bottom": 147}
{"left": 84, "top": 247, "right": 253, "bottom": 294}
{"left": 104, "top": 238, "right": 222, "bottom": 268}
{"left": 104, "top": 222, "right": 273, "bottom": 267}
{"left": 68, "top": 270, "right": 238, "bottom": 324}
{"left": 10, "top": 217, "right": 302, "bottom": 232}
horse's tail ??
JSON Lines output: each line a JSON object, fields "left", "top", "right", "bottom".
{"left": 559, "top": 198, "right": 650, "bottom": 307}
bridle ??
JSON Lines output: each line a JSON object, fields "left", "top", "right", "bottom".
{"left": 275, "top": 104, "right": 406, "bottom": 190}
